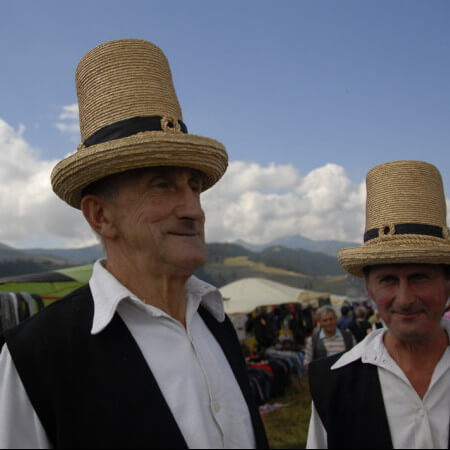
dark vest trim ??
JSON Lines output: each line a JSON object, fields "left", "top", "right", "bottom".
{"left": 5, "top": 285, "right": 268, "bottom": 449}
{"left": 309, "top": 354, "right": 394, "bottom": 449}
{"left": 364, "top": 223, "right": 444, "bottom": 242}
{"left": 84, "top": 116, "right": 188, "bottom": 147}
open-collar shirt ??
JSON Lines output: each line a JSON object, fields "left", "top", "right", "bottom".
{"left": 307, "top": 319, "right": 450, "bottom": 449}
{"left": 0, "top": 260, "right": 256, "bottom": 449}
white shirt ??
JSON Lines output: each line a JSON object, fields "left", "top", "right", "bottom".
{"left": 307, "top": 320, "right": 450, "bottom": 449}
{"left": 0, "top": 260, "right": 256, "bottom": 449}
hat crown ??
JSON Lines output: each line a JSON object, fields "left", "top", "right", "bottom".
{"left": 365, "top": 161, "right": 447, "bottom": 232}
{"left": 76, "top": 39, "right": 182, "bottom": 142}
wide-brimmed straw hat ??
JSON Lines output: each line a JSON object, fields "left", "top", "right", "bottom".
{"left": 338, "top": 161, "right": 450, "bottom": 277}
{"left": 51, "top": 39, "right": 228, "bottom": 209}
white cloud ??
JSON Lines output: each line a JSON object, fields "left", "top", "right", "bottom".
{"left": 203, "top": 162, "right": 367, "bottom": 245}
{"left": 0, "top": 118, "right": 96, "bottom": 248}
{"left": 1, "top": 116, "right": 449, "bottom": 250}
{"left": 58, "top": 104, "right": 79, "bottom": 120}
{"left": 54, "top": 103, "right": 80, "bottom": 142}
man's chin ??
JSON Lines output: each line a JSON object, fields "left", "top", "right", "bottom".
{"left": 388, "top": 321, "right": 435, "bottom": 343}
{"left": 166, "top": 252, "right": 208, "bottom": 274}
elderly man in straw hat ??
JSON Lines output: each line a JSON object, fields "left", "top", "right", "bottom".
{"left": 0, "top": 40, "right": 268, "bottom": 449}
{"left": 307, "top": 161, "right": 450, "bottom": 449}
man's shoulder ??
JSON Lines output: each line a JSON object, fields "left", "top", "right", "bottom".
{"left": 5, "top": 285, "right": 93, "bottom": 344}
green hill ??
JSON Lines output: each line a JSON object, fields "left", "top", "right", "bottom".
{"left": 0, "top": 242, "right": 349, "bottom": 295}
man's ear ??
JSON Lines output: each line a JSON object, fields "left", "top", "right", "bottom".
{"left": 81, "top": 195, "right": 118, "bottom": 240}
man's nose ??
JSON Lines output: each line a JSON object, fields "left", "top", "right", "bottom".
{"left": 175, "top": 185, "right": 205, "bottom": 222}
{"left": 396, "top": 279, "right": 416, "bottom": 306}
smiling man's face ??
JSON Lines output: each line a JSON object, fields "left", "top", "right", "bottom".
{"left": 366, "top": 264, "right": 450, "bottom": 342}
{"left": 106, "top": 166, "right": 207, "bottom": 275}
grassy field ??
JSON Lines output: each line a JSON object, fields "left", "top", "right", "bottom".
{"left": 263, "top": 376, "right": 312, "bottom": 449}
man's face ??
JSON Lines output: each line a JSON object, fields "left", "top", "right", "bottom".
{"left": 106, "top": 167, "right": 207, "bottom": 275}
{"left": 366, "top": 264, "right": 450, "bottom": 342}
{"left": 319, "top": 313, "right": 338, "bottom": 336}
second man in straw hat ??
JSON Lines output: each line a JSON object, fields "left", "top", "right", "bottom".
{"left": 0, "top": 39, "right": 268, "bottom": 449}
{"left": 307, "top": 160, "right": 450, "bottom": 449}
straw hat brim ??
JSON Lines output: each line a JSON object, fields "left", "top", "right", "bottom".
{"left": 51, "top": 131, "right": 228, "bottom": 209}
{"left": 338, "top": 236, "right": 450, "bottom": 277}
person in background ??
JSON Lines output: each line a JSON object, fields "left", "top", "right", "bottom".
{"left": 337, "top": 305, "right": 352, "bottom": 331}
{"left": 370, "top": 310, "right": 385, "bottom": 330}
{"left": 304, "top": 305, "right": 355, "bottom": 369}
{"left": 307, "top": 161, "right": 450, "bottom": 449}
{"left": 348, "top": 305, "right": 372, "bottom": 343}
{"left": 254, "top": 307, "right": 276, "bottom": 351}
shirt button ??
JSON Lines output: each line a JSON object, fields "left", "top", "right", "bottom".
{"left": 213, "top": 402, "right": 221, "bottom": 413}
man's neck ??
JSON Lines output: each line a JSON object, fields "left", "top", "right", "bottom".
{"left": 104, "top": 253, "right": 191, "bottom": 327}
{"left": 384, "top": 327, "right": 449, "bottom": 398}
{"left": 323, "top": 329, "right": 337, "bottom": 338}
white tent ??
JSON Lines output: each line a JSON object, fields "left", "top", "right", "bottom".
{"left": 220, "top": 278, "right": 348, "bottom": 315}
{"left": 220, "top": 278, "right": 304, "bottom": 315}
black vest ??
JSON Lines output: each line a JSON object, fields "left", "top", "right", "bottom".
{"left": 309, "top": 353, "right": 450, "bottom": 449}
{"left": 4, "top": 285, "right": 268, "bottom": 449}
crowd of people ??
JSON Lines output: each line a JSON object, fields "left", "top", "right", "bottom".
{"left": 241, "top": 299, "right": 384, "bottom": 356}
{"left": 236, "top": 299, "right": 389, "bottom": 408}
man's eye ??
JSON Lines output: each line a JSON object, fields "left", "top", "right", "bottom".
{"left": 410, "top": 274, "right": 430, "bottom": 282}
{"left": 380, "top": 276, "right": 396, "bottom": 284}
{"left": 152, "top": 179, "right": 170, "bottom": 189}
{"left": 190, "top": 179, "right": 203, "bottom": 193}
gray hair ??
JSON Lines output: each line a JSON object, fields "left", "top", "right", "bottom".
{"left": 355, "top": 306, "right": 367, "bottom": 320}
{"left": 315, "top": 305, "right": 337, "bottom": 320}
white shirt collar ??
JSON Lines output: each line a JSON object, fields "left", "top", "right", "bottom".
{"left": 89, "top": 259, "right": 225, "bottom": 335}
{"left": 332, "top": 319, "right": 450, "bottom": 371}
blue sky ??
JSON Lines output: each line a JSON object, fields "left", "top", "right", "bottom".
{"left": 0, "top": 0, "right": 449, "bottom": 248}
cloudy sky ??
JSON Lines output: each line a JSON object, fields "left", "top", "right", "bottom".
{"left": 0, "top": 0, "right": 449, "bottom": 249}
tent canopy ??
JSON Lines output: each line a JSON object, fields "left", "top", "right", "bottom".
{"left": 0, "top": 265, "right": 93, "bottom": 305}
{"left": 220, "top": 278, "right": 305, "bottom": 315}
{"left": 220, "top": 278, "right": 347, "bottom": 315}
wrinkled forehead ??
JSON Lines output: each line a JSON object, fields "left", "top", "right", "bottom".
{"left": 365, "top": 263, "right": 446, "bottom": 278}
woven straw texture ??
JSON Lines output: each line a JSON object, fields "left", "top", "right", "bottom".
{"left": 51, "top": 39, "right": 228, "bottom": 208}
{"left": 338, "top": 161, "right": 450, "bottom": 277}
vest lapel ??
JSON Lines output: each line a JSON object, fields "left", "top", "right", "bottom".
{"left": 198, "top": 307, "right": 269, "bottom": 449}
{"left": 310, "top": 356, "right": 393, "bottom": 449}
{"left": 93, "top": 313, "right": 189, "bottom": 449}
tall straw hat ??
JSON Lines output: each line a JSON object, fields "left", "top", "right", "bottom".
{"left": 51, "top": 39, "right": 228, "bottom": 208}
{"left": 338, "top": 161, "right": 450, "bottom": 277}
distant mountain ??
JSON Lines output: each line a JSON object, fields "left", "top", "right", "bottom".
{"left": 255, "top": 246, "right": 344, "bottom": 276}
{"left": 0, "top": 244, "right": 75, "bottom": 278}
{"left": 27, "top": 244, "right": 104, "bottom": 265}
{"left": 198, "top": 243, "right": 347, "bottom": 294}
{"left": 0, "top": 241, "right": 349, "bottom": 295}
{"left": 235, "top": 234, "right": 359, "bottom": 257}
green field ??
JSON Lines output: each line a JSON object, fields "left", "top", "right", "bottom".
{"left": 263, "top": 376, "right": 312, "bottom": 449}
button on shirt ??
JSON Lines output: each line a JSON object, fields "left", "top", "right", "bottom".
{"left": 307, "top": 320, "right": 450, "bottom": 449}
{"left": 0, "top": 260, "right": 256, "bottom": 449}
